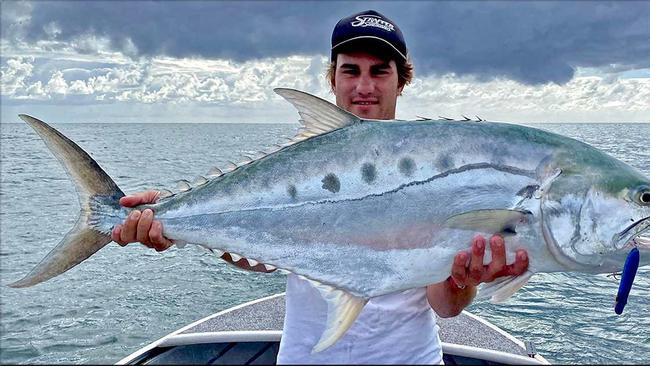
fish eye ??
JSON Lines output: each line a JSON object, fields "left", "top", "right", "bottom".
{"left": 635, "top": 187, "right": 650, "bottom": 205}
{"left": 641, "top": 191, "right": 650, "bottom": 204}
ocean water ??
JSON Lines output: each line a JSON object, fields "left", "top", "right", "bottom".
{"left": 0, "top": 122, "right": 648, "bottom": 364}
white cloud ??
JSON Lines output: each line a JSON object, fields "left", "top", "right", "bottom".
{"left": 68, "top": 79, "right": 92, "bottom": 95}
{"left": 45, "top": 70, "right": 68, "bottom": 95}
{"left": 25, "top": 80, "right": 44, "bottom": 97}
{"left": 1, "top": 41, "right": 648, "bottom": 123}
{"left": 1, "top": 56, "right": 34, "bottom": 95}
{"left": 399, "top": 72, "right": 650, "bottom": 122}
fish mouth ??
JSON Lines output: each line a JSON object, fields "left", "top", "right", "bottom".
{"left": 616, "top": 216, "right": 650, "bottom": 249}
{"left": 635, "top": 236, "right": 650, "bottom": 248}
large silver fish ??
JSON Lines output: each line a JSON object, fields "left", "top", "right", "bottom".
{"left": 9, "top": 89, "right": 650, "bottom": 352}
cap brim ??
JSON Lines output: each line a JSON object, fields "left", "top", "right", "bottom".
{"left": 331, "top": 36, "right": 407, "bottom": 61}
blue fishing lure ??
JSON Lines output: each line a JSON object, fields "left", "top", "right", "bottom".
{"left": 614, "top": 248, "right": 640, "bottom": 315}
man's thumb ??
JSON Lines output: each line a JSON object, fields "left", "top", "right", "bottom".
{"left": 119, "top": 190, "right": 160, "bottom": 207}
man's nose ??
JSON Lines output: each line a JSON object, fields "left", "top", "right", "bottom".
{"left": 355, "top": 74, "right": 375, "bottom": 94}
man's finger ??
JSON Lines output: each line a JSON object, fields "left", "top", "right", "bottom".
{"left": 120, "top": 210, "right": 141, "bottom": 244}
{"left": 149, "top": 221, "right": 173, "bottom": 251}
{"left": 119, "top": 190, "right": 160, "bottom": 208}
{"left": 136, "top": 209, "right": 154, "bottom": 245}
{"left": 451, "top": 251, "right": 469, "bottom": 285}
{"left": 505, "top": 249, "right": 529, "bottom": 276}
{"left": 486, "top": 235, "right": 506, "bottom": 280}
{"left": 112, "top": 225, "right": 126, "bottom": 246}
{"left": 468, "top": 235, "right": 485, "bottom": 285}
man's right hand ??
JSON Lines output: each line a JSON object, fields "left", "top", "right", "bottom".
{"left": 111, "top": 191, "right": 275, "bottom": 273}
{"left": 111, "top": 190, "right": 174, "bottom": 251}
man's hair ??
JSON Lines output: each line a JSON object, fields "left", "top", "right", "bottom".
{"left": 326, "top": 52, "right": 414, "bottom": 94}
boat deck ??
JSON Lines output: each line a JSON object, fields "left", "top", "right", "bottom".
{"left": 181, "top": 293, "right": 528, "bottom": 356}
{"left": 118, "top": 293, "right": 548, "bottom": 365}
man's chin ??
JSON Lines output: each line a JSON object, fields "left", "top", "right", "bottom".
{"left": 351, "top": 105, "right": 379, "bottom": 118}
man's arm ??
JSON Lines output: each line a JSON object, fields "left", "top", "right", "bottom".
{"left": 427, "top": 235, "right": 529, "bottom": 318}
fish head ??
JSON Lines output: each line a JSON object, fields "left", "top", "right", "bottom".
{"left": 541, "top": 152, "right": 650, "bottom": 273}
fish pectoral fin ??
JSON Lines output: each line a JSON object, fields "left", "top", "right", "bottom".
{"left": 301, "top": 277, "right": 368, "bottom": 353}
{"left": 478, "top": 270, "right": 533, "bottom": 303}
{"left": 443, "top": 209, "right": 533, "bottom": 235}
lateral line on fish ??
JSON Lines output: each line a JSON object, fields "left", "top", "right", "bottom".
{"left": 165, "top": 162, "right": 536, "bottom": 218}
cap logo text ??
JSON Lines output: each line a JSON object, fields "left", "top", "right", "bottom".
{"left": 351, "top": 15, "right": 395, "bottom": 32}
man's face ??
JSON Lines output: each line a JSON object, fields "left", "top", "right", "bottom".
{"left": 333, "top": 52, "right": 403, "bottom": 120}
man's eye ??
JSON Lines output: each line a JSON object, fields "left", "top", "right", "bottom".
{"left": 342, "top": 70, "right": 359, "bottom": 75}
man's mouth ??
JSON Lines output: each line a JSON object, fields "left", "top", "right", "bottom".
{"left": 352, "top": 100, "right": 378, "bottom": 106}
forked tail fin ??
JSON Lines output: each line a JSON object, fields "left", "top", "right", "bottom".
{"left": 8, "top": 114, "right": 125, "bottom": 288}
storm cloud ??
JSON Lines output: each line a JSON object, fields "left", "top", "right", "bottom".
{"left": 4, "top": 1, "right": 649, "bottom": 85}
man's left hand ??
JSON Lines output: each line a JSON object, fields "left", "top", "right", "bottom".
{"left": 450, "top": 234, "right": 529, "bottom": 289}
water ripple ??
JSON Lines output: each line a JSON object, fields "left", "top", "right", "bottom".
{"left": 2, "top": 122, "right": 649, "bottom": 364}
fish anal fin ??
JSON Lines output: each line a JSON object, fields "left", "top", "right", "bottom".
{"left": 301, "top": 277, "right": 367, "bottom": 353}
{"left": 479, "top": 270, "right": 533, "bottom": 303}
{"left": 444, "top": 209, "right": 532, "bottom": 235}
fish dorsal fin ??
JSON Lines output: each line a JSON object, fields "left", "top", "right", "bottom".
{"left": 478, "top": 270, "right": 533, "bottom": 303}
{"left": 274, "top": 88, "right": 361, "bottom": 138}
{"left": 158, "top": 189, "right": 173, "bottom": 199}
{"left": 206, "top": 167, "right": 223, "bottom": 177}
{"left": 224, "top": 161, "right": 238, "bottom": 171}
{"left": 444, "top": 209, "right": 532, "bottom": 235}
{"left": 168, "top": 89, "right": 358, "bottom": 197}
{"left": 176, "top": 179, "right": 191, "bottom": 192}
{"left": 298, "top": 276, "right": 368, "bottom": 353}
{"left": 193, "top": 175, "right": 208, "bottom": 186}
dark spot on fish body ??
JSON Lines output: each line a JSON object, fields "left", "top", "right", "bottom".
{"left": 361, "top": 163, "right": 377, "bottom": 184}
{"left": 398, "top": 157, "right": 416, "bottom": 177}
{"left": 287, "top": 185, "right": 297, "bottom": 200}
{"left": 321, "top": 173, "right": 340, "bottom": 193}
{"left": 436, "top": 154, "right": 454, "bottom": 171}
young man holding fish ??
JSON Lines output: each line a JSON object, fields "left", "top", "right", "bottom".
{"left": 112, "top": 10, "right": 529, "bottom": 364}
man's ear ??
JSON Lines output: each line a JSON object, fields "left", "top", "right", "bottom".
{"left": 397, "top": 85, "right": 405, "bottom": 96}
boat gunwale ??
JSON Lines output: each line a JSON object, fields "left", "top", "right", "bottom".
{"left": 116, "top": 292, "right": 550, "bottom": 365}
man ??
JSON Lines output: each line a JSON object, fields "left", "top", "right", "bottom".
{"left": 112, "top": 10, "right": 528, "bottom": 364}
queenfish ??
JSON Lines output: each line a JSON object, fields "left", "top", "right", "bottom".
{"left": 9, "top": 89, "right": 650, "bottom": 352}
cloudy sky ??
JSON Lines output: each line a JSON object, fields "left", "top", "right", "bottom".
{"left": 1, "top": 1, "right": 649, "bottom": 123}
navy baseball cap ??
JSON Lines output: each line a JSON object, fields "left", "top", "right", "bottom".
{"left": 331, "top": 10, "right": 407, "bottom": 61}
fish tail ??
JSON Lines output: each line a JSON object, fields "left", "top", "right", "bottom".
{"left": 8, "top": 114, "right": 125, "bottom": 288}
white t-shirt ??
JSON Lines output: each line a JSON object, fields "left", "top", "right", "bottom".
{"left": 277, "top": 274, "right": 443, "bottom": 364}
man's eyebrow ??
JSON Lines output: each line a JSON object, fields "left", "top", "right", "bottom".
{"left": 370, "top": 63, "right": 391, "bottom": 70}
{"left": 339, "top": 63, "right": 360, "bottom": 69}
